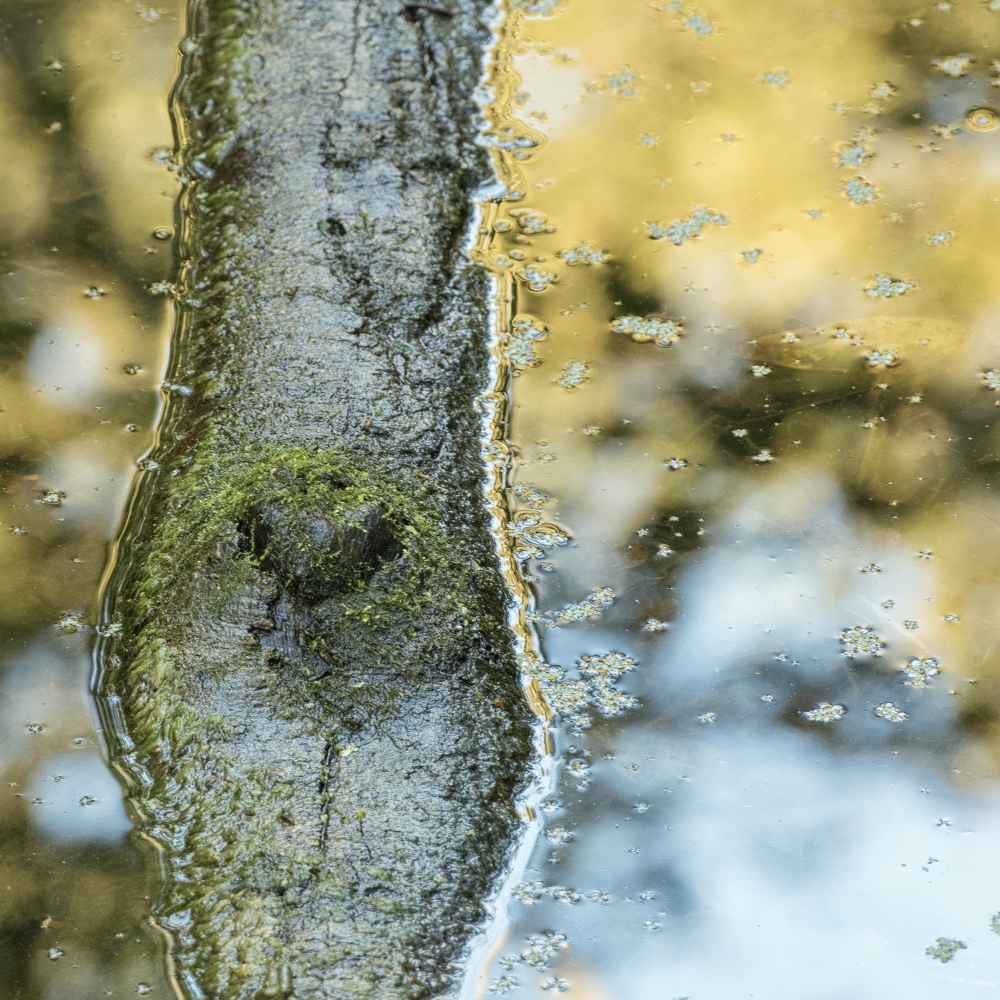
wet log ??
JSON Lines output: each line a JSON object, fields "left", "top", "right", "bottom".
{"left": 110, "top": 1, "right": 531, "bottom": 996}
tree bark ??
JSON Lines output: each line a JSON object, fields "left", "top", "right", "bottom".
{"left": 108, "top": 1, "right": 530, "bottom": 996}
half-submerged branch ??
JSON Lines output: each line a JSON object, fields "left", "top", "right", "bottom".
{"left": 109, "top": 1, "right": 530, "bottom": 996}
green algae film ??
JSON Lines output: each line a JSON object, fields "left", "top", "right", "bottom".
{"left": 469, "top": 0, "right": 1000, "bottom": 996}
{"left": 0, "top": 0, "right": 184, "bottom": 994}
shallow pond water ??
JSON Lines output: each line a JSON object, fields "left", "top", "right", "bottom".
{"left": 0, "top": 0, "right": 182, "bottom": 994}
{"left": 468, "top": 0, "right": 1000, "bottom": 996}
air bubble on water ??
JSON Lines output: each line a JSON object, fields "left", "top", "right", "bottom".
{"left": 840, "top": 626, "right": 886, "bottom": 657}
{"left": 139, "top": 7, "right": 162, "bottom": 21}
{"left": 507, "top": 510, "right": 569, "bottom": 561}
{"left": 925, "top": 938, "right": 966, "bottom": 963}
{"left": 503, "top": 316, "right": 548, "bottom": 369}
{"left": 647, "top": 206, "right": 728, "bottom": 245}
{"left": 742, "top": 248, "right": 764, "bottom": 263}
{"left": 882, "top": 599, "right": 895, "bottom": 608}
{"left": 931, "top": 123, "right": 960, "bottom": 140}
{"left": 152, "top": 227, "right": 172, "bottom": 240}
{"left": 56, "top": 613, "right": 85, "bottom": 633}
{"left": 509, "top": 0, "right": 564, "bottom": 15}
{"left": 860, "top": 563, "right": 882, "bottom": 573}
{"left": 751, "top": 364, "right": 771, "bottom": 376}
{"left": 864, "top": 349, "right": 898, "bottom": 367}
{"left": 682, "top": 14, "right": 714, "bottom": 35}
{"left": 521, "top": 931, "right": 568, "bottom": 969}
{"left": 902, "top": 656, "right": 941, "bottom": 688}
{"left": 509, "top": 483, "right": 552, "bottom": 509}
{"left": 138, "top": 459, "right": 160, "bottom": 471}
{"left": 512, "top": 881, "right": 547, "bottom": 903}
{"left": 761, "top": 694, "right": 774, "bottom": 702}
{"left": 843, "top": 178, "right": 877, "bottom": 204}
{"left": 752, "top": 449, "right": 773, "bottom": 462}
{"left": 656, "top": 543, "right": 674, "bottom": 556}
{"left": 865, "top": 275, "right": 914, "bottom": 298}
{"left": 48, "top": 947, "right": 64, "bottom": 960}
{"left": 663, "top": 457, "right": 689, "bottom": 470}
{"left": 697, "top": 712, "right": 717, "bottom": 723}
{"left": 517, "top": 264, "right": 556, "bottom": 292}
{"left": 489, "top": 975, "right": 519, "bottom": 995}
{"left": 611, "top": 315, "right": 682, "bottom": 346}
{"left": 123, "top": 364, "right": 142, "bottom": 375}
{"left": 903, "top": 620, "right": 918, "bottom": 630}
{"left": 965, "top": 107, "right": 1000, "bottom": 131}
{"left": 931, "top": 55, "right": 973, "bottom": 78}
{"left": 763, "top": 70, "right": 790, "bottom": 87}
{"left": 558, "top": 242, "right": 607, "bottom": 265}
{"left": 546, "top": 826, "right": 572, "bottom": 844}
{"left": 26, "top": 724, "right": 45, "bottom": 733}
{"left": 541, "top": 978, "right": 570, "bottom": 992}
{"left": 148, "top": 281, "right": 175, "bottom": 296}
{"left": 875, "top": 703, "right": 907, "bottom": 722}
{"left": 85, "top": 286, "right": 106, "bottom": 298}
{"left": 917, "top": 549, "right": 932, "bottom": 559}
{"left": 643, "top": 618, "right": 668, "bottom": 631}
{"left": 39, "top": 490, "right": 65, "bottom": 506}
{"left": 870, "top": 81, "right": 897, "bottom": 100}
{"left": 943, "top": 614, "right": 960, "bottom": 622}
{"left": 555, "top": 361, "right": 589, "bottom": 389}
{"left": 836, "top": 139, "right": 873, "bottom": 168}
{"left": 982, "top": 370, "right": 1000, "bottom": 390}
{"left": 803, "top": 702, "right": 846, "bottom": 723}
{"left": 603, "top": 66, "right": 641, "bottom": 96}
{"left": 11, "top": 526, "right": 26, "bottom": 535}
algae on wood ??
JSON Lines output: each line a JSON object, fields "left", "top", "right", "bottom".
{"left": 106, "top": 1, "right": 531, "bottom": 996}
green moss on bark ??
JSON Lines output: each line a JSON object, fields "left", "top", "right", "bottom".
{"left": 102, "top": 0, "right": 532, "bottom": 996}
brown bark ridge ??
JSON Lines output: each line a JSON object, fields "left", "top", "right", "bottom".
{"left": 99, "top": 0, "right": 531, "bottom": 997}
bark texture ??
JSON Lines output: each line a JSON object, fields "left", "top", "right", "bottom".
{"left": 108, "top": 1, "right": 531, "bottom": 997}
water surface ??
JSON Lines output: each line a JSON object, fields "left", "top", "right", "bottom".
{"left": 470, "top": 1, "right": 1000, "bottom": 995}
{"left": 0, "top": 0, "right": 183, "bottom": 993}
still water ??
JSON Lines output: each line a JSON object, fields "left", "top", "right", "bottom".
{"left": 0, "top": 0, "right": 181, "bottom": 994}
{"left": 470, "top": 0, "right": 1000, "bottom": 996}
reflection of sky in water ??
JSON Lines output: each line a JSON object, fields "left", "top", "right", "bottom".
{"left": 0, "top": 636, "right": 93, "bottom": 775}
{"left": 0, "top": 0, "right": 180, "bottom": 991}
{"left": 523, "top": 475, "right": 1000, "bottom": 995}
{"left": 26, "top": 751, "right": 131, "bottom": 844}
{"left": 474, "top": 469, "right": 1000, "bottom": 993}
{"left": 470, "top": 0, "right": 1000, "bottom": 994}
{"left": 26, "top": 316, "right": 112, "bottom": 408}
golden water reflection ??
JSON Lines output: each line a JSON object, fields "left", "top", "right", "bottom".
{"left": 0, "top": 0, "right": 181, "bottom": 993}
{"left": 473, "top": 0, "right": 1000, "bottom": 995}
